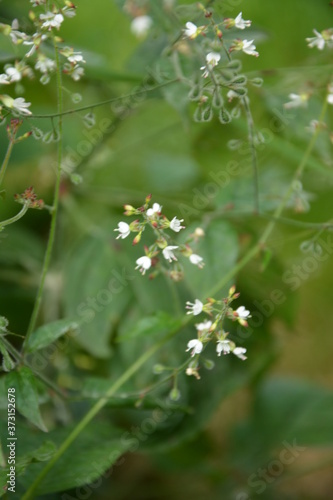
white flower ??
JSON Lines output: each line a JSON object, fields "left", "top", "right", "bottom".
{"left": 114, "top": 221, "right": 130, "bottom": 239}
{"left": 135, "top": 256, "right": 152, "bottom": 275}
{"left": 241, "top": 39, "right": 259, "bottom": 57}
{"left": 327, "top": 84, "right": 333, "bottom": 105}
{"left": 195, "top": 320, "right": 212, "bottom": 332}
{"left": 233, "top": 347, "right": 247, "bottom": 360}
{"left": 189, "top": 254, "right": 204, "bottom": 268}
{"left": 147, "top": 203, "right": 162, "bottom": 217}
{"left": 234, "top": 12, "right": 251, "bottom": 30}
{"left": 5, "top": 67, "right": 21, "bottom": 82}
{"left": 68, "top": 53, "right": 86, "bottom": 64}
{"left": 71, "top": 66, "right": 84, "bottom": 81}
{"left": 186, "top": 339, "right": 203, "bottom": 357}
{"left": 227, "top": 89, "right": 239, "bottom": 101}
{"left": 186, "top": 299, "right": 203, "bottom": 316}
{"left": 306, "top": 29, "right": 326, "bottom": 50}
{"left": 162, "top": 245, "right": 178, "bottom": 262}
{"left": 201, "top": 52, "right": 221, "bottom": 78}
{"left": 0, "top": 74, "right": 9, "bottom": 85}
{"left": 131, "top": 15, "right": 153, "bottom": 38}
{"left": 170, "top": 216, "right": 184, "bottom": 232}
{"left": 35, "top": 56, "right": 56, "bottom": 74}
{"left": 40, "top": 12, "right": 64, "bottom": 30}
{"left": 184, "top": 21, "right": 198, "bottom": 39}
{"left": 216, "top": 340, "right": 231, "bottom": 356}
{"left": 1, "top": 95, "right": 32, "bottom": 115}
{"left": 236, "top": 306, "right": 250, "bottom": 319}
{"left": 284, "top": 93, "right": 309, "bottom": 109}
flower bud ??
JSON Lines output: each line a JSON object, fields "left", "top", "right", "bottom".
{"left": 123, "top": 204, "right": 136, "bottom": 215}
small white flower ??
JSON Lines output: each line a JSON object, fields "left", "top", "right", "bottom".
{"left": 201, "top": 52, "right": 221, "bottom": 78}
{"left": 71, "top": 65, "right": 84, "bottom": 81}
{"left": 68, "top": 53, "right": 86, "bottom": 64}
{"left": 241, "top": 39, "right": 259, "bottom": 57}
{"left": 234, "top": 12, "right": 251, "bottom": 30}
{"left": 306, "top": 29, "right": 326, "bottom": 50}
{"left": 189, "top": 254, "right": 204, "bottom": 268}
{"left": 186, "top": 339, "right": 203, "bottom": 357}
{"left": 195, "top": 320, "right": 212, "bottom": 332}
{"left": 131, "top": 15, "right": 153, "bottom": 38}
{"left": 216, "top": 340, "right": 231, "bottom": 356}
{"left": 227, "top": 89, "right": 239, "bottom": 101}
{"left": 114, "top": 222, "right": 130, "bottom": 239}
{"left": 284, "top": 93, "right": 309, "bottom": 109}
{"left": 40, "top": 12, "right": 64, "bottom": 30}
{"left": 184, "top": 21, "right": 198, "bottom": 39}
{"left": 170, "top": 216, "right": 184, "bottom": 232}
{"left": 0, "top": 74, "right": 9, "bottom": 85}
{"left": 35, "top": 56, "right": 56, "bottom": 74}
{"left": 5, "top": 66, "right": 21, "bottom": 83}
{"left": 327, "top": 84, "right": 333, "bottom": 105}
{"left": 186, "top": 299, "right": 203, "bottom": 316}
{"left": 1, "top": 95, "right": 32, "bottom": 115}
{"left": 236, "top": 306, "right": 250, "bottom": 319}
{"left": 233, "top": 347, "right": 247, "bottom": 360}
{"left": 146, "top": 203, "right": 162, "bottom": 217}
{"left": 135, "top": 256, "right": 152, "bottom": 275}
{"left": 162, "top": 245, "right": 178, "bottom": 262}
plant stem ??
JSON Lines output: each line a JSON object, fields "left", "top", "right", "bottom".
{"left": 27, "top": 80, "right": 177, "bottom": 119}
{"left": 0, "top": 204, "right": 29, "bottom": 227}
{"left": 23, "top": 38, "right": 64, "bottom": 350}
{"left": 242, "top": 96, "right": 259, "bottom": 214}
{"left": 0, "top": 139, "right": 15, "bottom": 187}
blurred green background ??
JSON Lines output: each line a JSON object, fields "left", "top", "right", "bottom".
{"left": 0, "top": 0, "right": 333, "bottom": 498}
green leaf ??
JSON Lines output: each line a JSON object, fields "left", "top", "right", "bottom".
{"left": 17, "top": 421, "right": 131, "bottom": 495}
{"left": 230, "top": 378, "right": 333, "bottom": 474}
{"left": 118, "top": 312, "right": 182, "bottom": 342}
{"left": 5, "top": 366, "right": 47, "bottom": 432}
{"left": 0, "top": 338, "right": 15, "bottom": 372}
{"left": 24, "top": 318, "right": 79, "bottom": 354}
{"left": 182, "top": 221, "right": 238, "bottom": 297}
{"left": 63, "top": 234, "right": 133, "bottom": 358}
{"left": 0, "top": 316, "right": 8, "bottom": 332}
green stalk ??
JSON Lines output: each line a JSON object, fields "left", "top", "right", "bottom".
{"left": 23, "top": 38, "right": 63, "bottom": 350}
{"left": 0, "top": 204, "right": 28, "bottom": 228}
{"left": 0, "top": 138, "right": 15, "bottom": 187}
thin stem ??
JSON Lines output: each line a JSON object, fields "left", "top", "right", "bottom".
{"left": 0, "top": 204, "right": 29, "bottom": 227}
{"left": 23, "top": 38, "right": 64, "bottom": 350}
{"left": 242, "top": 97, "right": 259, "bottom": 214}
{"left": 27, "top": 80, "right": 177, "bottom": 120}
{"left": 0, "top": 139, "right": 15, "bottom": 187}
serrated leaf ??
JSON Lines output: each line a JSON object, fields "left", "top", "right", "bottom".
{"left": 5, "top": 366, "right": 47, "bottom": 432}
{"left": 24, "top": 319, "right": 79, "bottom": 354}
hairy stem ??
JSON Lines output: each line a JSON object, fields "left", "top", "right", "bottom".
{"left": 23, "top": 38, "right": 64, "bottom": 350}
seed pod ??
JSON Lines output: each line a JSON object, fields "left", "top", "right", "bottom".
{"left": 227, "top": 59, "right": 242, "bottom": 71}
{"left": 250, "top": 77, "right": 264, "bottom": 87}
{"left": 188, "top": 84, "right": 202, "bottom": 102}
{"left": 218, "top": 108, "right": 231, "bottom": 124}
{"left": 231, "top": 75, "right": 247, "bottom": 86}
{"left": 212, "top": 91, "right": 224, "bottom": 109}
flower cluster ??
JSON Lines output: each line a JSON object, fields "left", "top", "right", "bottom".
{"left": 14, "top": 186, "right": 44, "bottom": 209}
{"left": 181, "top": 7, "right": 260, "bottom": 124}
{"left": 0, "top": 1, "right": 85, "bottom": 117}
{"left": 184, "top": 286, "right": 250, "bottom": 379}
{"left": 114, "top": 195, "right": 205, "bottom": 280}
